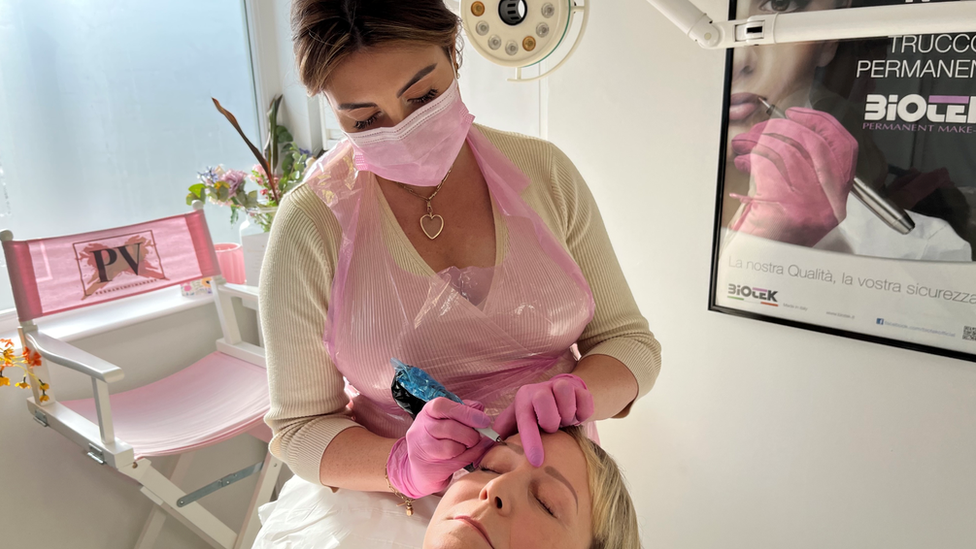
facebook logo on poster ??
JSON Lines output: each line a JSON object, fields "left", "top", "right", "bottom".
{"left": 877, "top": 318, "right": 884, "bottom": 325}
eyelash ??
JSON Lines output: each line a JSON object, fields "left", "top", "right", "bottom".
{"left": 478, "top": 466, "right": 556, "bottom": 517}
{"left": 352, "top": 89, "right": 440, "bottom": 130}
{"left": 412, "top": 89, "right": 439, "bottom": 104}
{"left": 353, "top": 115, "right": 378, "bottom": 131}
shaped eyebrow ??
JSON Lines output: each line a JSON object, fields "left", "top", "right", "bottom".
{"left": 336, "top": 63, "right": 438, "bottom": 110}
{"left": 396, "top": 63, "right": 437, "bottom": 98}
{"left": 545, "top": 466, "right": 579, "bottom": 512}
{"left": 496, "top": 441, "right": 524, "bottom": 455}
{"left": 496, "top": 442, "right": 579, "bottom": 512}
{"left": 337, "top": 101, "right": 376, "bottom": 111}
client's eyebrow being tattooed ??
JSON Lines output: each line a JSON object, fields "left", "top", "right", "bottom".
{"left": 496, "top": 441, "right": 524, "bottom": 455}
{"left": 496, "top": 441, "right": 579, "bottom": 511}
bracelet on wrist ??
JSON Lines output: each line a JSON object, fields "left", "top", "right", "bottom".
{"left": 384, "top": 469, "right": 415, "bottom": 516}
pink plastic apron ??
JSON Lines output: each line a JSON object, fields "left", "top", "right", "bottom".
{"left": 304, "top": 127, "right": 597, "bottom": 441}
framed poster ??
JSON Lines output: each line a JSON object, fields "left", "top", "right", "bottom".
{"left": 709, "top": 0, "right": 976, "bottom": 361}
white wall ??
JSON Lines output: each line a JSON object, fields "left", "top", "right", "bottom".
{"left": 0, "top": 305, "right": 268, "bottom": 549}
{"left": 545, "top": 1, "right": 976, "bottom": 547}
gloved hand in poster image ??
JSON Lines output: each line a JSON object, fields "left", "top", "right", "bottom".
{"left": 729, "top": 107, "right": 859, "bottom": 247}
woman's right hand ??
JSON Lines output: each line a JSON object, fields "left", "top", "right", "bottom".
{"left": 386, "top": 397, "right": 495, "bottom": 499}
{"left": 730, "top": 107, "right": 858, "bottom": 247}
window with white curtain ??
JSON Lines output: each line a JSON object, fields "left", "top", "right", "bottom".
{"left": 0, "top": 0, "right": 260, "bottom": 312}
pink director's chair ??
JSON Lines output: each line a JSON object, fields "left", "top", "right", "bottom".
{"left": 2, "top": 202, "right": 282, "bottom": 549}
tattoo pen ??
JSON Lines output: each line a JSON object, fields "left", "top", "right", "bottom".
{"left": 757, "top": 97, "right": 915, "bottom": 235}
{"left": 391, "top": 358, "right": 501, "bottom": 472}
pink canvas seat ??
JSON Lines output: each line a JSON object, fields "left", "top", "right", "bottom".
{"left": 62, "top": 351, "right": 270, "bottom": 459}
{"left": 3, "top": 203, "right": 282, "bottom": 549}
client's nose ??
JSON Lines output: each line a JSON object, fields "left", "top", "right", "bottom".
{"left": 480, "top": 480, "right": 513, "bottom": 517}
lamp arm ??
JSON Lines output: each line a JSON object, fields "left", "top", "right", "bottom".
{"left": 644, "top": 0, "right": 723, "bottom": 47}
{"left": 645, "top": 0, "right": 976, "bottom": 49}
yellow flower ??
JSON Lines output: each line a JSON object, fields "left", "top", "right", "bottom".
{"left": 0, "top": 376, "right": 9, "bottom": 387}
{"left": 15, "top": 380, "right": 30, "bottom": 389}
{"left": 40, "top": 382, "right": 50, "bottom": 391}
{"left": 39, "top": 394, "right": 50, "bottom": 403}
{"left": 2, "top": 347, "right": 16, "bottom": 362}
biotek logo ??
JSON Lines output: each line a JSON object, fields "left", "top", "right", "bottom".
{"left": 73, "top": 231, "right": 167, "bottom": 298}
{"left": 864, "top": 94, "right": 976, "bottom": 124}
{"left": 727, "top": 284, "right": 778, "bottom": 306}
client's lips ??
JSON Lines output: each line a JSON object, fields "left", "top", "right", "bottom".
{"left": 728, "top": 92, "right": 761, "bottom": 122}
{"left": 455, "top": 515, "right": 495, "bottom": 548}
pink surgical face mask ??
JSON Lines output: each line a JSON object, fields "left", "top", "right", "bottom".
{"left": 344, "top": 79, "right": 475, "bottom": 187}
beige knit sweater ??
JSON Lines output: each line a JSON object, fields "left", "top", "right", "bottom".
{"left": 259, "top": 124, "right": 662, "bottom": 484}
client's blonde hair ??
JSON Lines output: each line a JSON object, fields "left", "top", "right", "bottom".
{"left": 563, "top": 426, "right": 642, "bottom": 549}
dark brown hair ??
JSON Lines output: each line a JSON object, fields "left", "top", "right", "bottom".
{"left": 291, "top": 0, "right": 462, "bottom": 95}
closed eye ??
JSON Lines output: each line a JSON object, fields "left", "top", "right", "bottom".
{"left": 353, "top": 113, "right": 379, "bottom": 130}
{"left": 479, "top": 466, "right": 558, "bottom": 519}
{"left": 537, "top": 496, "right": 555, "bottom": 517}
{"left": 410, "top": 88, "right": 439, "bottom": 105}
{"left": 351, "top": 88, "right": 438, "bottom": 130}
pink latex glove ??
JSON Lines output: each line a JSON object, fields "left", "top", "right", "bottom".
{"left": 730, "top": 107, "right": 858, "bottom": 247}
{"left": 493, "top": 373, "right": 594, "bottom": 467}
{"left": 387, "top": 397, "right": 495, "bottom": 499}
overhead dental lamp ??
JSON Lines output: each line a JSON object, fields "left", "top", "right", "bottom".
{"left": 455, "top": 0, "right": 589, "bottom": 82}
{"left": 449, "top": 0, "right": 976, "bottom": 77}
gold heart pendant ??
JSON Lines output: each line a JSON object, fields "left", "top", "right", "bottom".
{"left": 420, "top": 213, "right": 444, "bottom": 240}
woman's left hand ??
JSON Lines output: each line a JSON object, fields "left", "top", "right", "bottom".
{"left": 493, "top": 373, "right": 594, "bottom": 467}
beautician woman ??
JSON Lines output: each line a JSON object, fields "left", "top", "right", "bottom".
{"left": 256, "top": 0, "right": 660, "bottom": 543}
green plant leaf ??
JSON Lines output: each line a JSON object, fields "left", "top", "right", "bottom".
{"left": 230, "top": 207, "right": 239, "bottom": 225}
{"left": 188, "top": 183, "right": 206, "bottom": 198}
{"left": 276, "top": 126, "right": 293, "bottom": 144}
{"left": 186, "top": 193, "right": 197, "bottom": 206}
{"left": 281, "top": 152, "right": 294, "bottom": 175}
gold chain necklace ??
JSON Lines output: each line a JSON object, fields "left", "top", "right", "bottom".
{"left": 394, "top": 167, "right": 453, "bottom": 240}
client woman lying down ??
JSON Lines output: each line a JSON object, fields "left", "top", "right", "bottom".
{"left": 256, "top": 425, "right": 640, "bottom": 549}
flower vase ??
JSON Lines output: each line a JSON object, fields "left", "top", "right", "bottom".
{"left": 239, "top": 206, "right": 277, "bottom": 286}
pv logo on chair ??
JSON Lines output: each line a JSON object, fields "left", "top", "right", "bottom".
{"left": 73, "top": 231, "right": 168, "bottom": 298}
